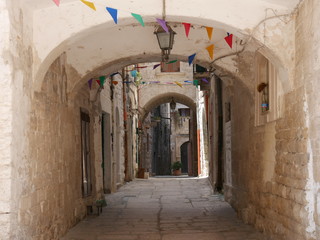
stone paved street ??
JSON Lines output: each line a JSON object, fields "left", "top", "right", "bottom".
{"left": 61, "top": 177, "right": 268, "bottom": 240}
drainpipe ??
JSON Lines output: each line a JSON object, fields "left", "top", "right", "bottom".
{"left": 122, "top": 68, "right": 129, "bottom": 182}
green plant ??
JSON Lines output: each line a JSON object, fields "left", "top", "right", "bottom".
{"left": 171, "top": 161, "right": 182, "bottom": 171}
{"left": 96, "top": 199, "right": 107, "bottom": 207}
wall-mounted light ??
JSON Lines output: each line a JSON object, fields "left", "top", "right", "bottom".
{"left": 154, "top": 24, "right": 176, "bottom": 62}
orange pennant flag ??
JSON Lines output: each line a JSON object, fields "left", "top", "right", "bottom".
{"left": 206, "top": 27, "right": 213, "bottom": 40}
{"left": 206, "top": 44, "right": 215, "bottom": 60}
{"left": 80, "top": 0, "right": 96, "bottom": 11}
{"left": 174, "top": 81, "right": 183, "bottom": 88}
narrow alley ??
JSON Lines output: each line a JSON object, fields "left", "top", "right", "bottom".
{"left": 3, "top": 1, "right": 320, "bottom": 239}
{"left": 61, "top": 178, "right": 266, "bottom": 240}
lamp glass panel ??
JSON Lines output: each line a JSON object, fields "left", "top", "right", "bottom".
{"left": 157, "top": 32, "right": 171, "bottom": 49}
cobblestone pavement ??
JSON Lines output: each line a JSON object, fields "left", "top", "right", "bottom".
{"left": 61, "top": 177, "right": 268, "bottom": 240}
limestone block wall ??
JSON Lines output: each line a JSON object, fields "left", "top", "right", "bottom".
{"left": 141, "top": 114, "right": 153, "bottom": 173}
{"left": 197, "top": 90, "right": 209, "bottom": 177}
{"left": 0, "top": 1, "right": 13, "bottom": 238}
{"left": 170, "top": 104, "right": 190, "bottom": 164}
{"left": 12, "top": 54, "right": 115, "bottom": 239}
{"left": 295, "top": 0, "right": 320, "bottom": 238}
{"left": 218, "top": 44, "right": 315, "bottom": 240}
{"left": 112, "top": 75, "right": 125, "bottom": 186}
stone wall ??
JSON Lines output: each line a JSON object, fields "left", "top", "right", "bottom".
{"left": 216, "top": 4, "right": 320, "bottom": 236}
{"left": 219, "top": 65, "right": 314, "bottom": 240}
{"left": 0, "top": 1, "right": 13, "bottom": 238}
{"left": 295, "top": 0, "right": 320, "bottom": 238}
{"left": 11, "top": 54, "right": 118, "bottom": 239}
{"left": 197, "top": 90, "right": 209, "bottom": 177}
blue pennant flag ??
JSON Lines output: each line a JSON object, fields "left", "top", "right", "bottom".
{"left": 106, "top": 7, "right": 118, "bottom": 24}
{"left": 188, "top": 53, "right": 196, "bottom": 66}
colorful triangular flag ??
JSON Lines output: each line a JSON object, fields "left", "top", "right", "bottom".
{"left": 193, "top": 79, "right": 199, "bottom": 87}
{"left": 206, "top": 44, "right": 215, "bottom": 60}
{"left": 135, "top": 66, "right": 148, "bottom": 69}
{"left": 202, "top": 78, "right": 209, "bottom": 83}
{"left": 188, "top": 53, "right": 196, "bottom": 66}
{"left": 112, "top": 81, "right": 119, "bottom": 85}
{"left": 206, "top": 27, "right": 213, "bottom": 40}
{"left": 52, "top": 0, "right": 60, "bottom": 6}
{"left": 88, "top": 79, "right": 93, "bottom": 89}
{"left": 182, "top": 23, "right": 191, "bottom": 38}
{"left": 99, "top": 76, "right": 106, "bottom": 87}
{"left": 131, "top": 13, "right": 145, "bottom": 27}
{"left": 156, "top": 18, "right": 168, "bottom": 33}
{"left": 153, "top": 64, "right": 161, "bottom": 69}
{"left": 106, "top": 7, "right": 118, "bottom": 24}
{"left": 131, "top": 70, "right": 137, "bottom": 77}
{"left": 225, "top": 33, "right": 233, "bottom": 48}
{"left": 80, "top": 0, "right": 96, "bottom": 11}
{"left": 96, "top": 80, "right": 100, "bottom": 86}
{"left": 166, "top": 60, "right": 178, "bottom": 64}
{"left": 175, "top": 81, "right": 183, "bottom": 88}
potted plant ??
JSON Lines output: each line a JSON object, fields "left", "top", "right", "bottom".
{"left": 172, "top": 161, "right": 182, "bottom": 176}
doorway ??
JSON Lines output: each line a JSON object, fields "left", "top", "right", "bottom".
{"left": 180, "top": 141, "right": 189, "bottom": 174}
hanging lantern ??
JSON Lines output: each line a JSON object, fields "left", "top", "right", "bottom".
{"left": 170, "top": 98, "right": 176, "bottom": 110}
{"left": 154, "top": 24, "right": 176, "bottom": 62}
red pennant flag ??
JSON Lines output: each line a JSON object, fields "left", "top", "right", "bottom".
{"left": 225, "top": 34, "right": 233, "bottom": 48}
{"left": 52, "top": 0, "right": 60, "bottom": 6}
{"left": 96, "top": 80, "right": 100, "bottom": 85}
{"left": 135, "top": 66, "right": 148, "bottom": 69}
{"left": 182, "top": 23, "right": 191, "bottom": 38}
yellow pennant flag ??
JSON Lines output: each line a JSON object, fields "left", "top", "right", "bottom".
{"left": 206, "top": 44, "right": 215, "bottom": 60}
{"left": 206, "top": 27, "right": 213, "bottom": 40}
{"left": 80, "top": 0, "right": 96, "bottom": 11}
{"left": 174, "top": 81, "right": 183, "bottom": 88}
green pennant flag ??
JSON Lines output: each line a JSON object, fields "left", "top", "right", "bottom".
{"left": 166, "top": 60, "right": 178, "bottom": 64}
{"left": 99, "top": 76, "right": 106, "bottom": 87}
{"left": 131, "top": 13, "right": 145, "bottom": 27}
{"left": 193, "top": 79, "right": 199, "bottom": 87}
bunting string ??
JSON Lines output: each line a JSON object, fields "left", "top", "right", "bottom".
{"left": 88, "top": 75, "right": 207, "bottom": 89}
{"left": 53, "top": 1, "right": 235, "bottom": 55}
{"left": 51, "top": 1, "right": 234, "bottom": 89}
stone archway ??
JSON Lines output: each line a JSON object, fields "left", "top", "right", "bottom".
{"left": 139, "top": 92, "right": 198, "bottom": 176}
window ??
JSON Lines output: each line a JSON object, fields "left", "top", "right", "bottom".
{"left": 161, "top": 61, "right": 180, "bottom": 72}
{"left": 255, "top": 52, "right": 282, "bottom": 126}
{"left": 81, "top": 111, "right": 92, "bottom": 197}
